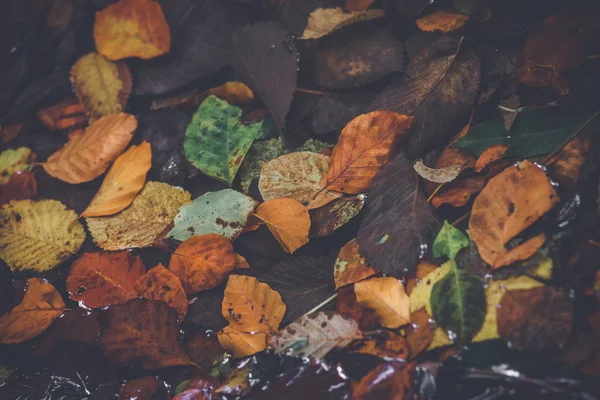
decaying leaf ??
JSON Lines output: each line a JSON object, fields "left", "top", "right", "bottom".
{"left": 133, "top": 264, "right": 188, "bottom": 321}
{"left": 43, "top": 113, "right": 138, "bottom": 184}
{"left": 269, "top": 311, "right": 363, "bottom": 359}
{"left": 353, "top": 330, "right": 409, "bottom": 360}
{"left": 169, "top": 234, "right": 237, "bottom": 294}
{"left": 416, "top": 9, "right": 469, "bottom": 33}
{"left": 184, "top": 96, "right": 261, "bottom": 185}
{"left": 413, "top": 159, "right": 462, "bottom": 184}
{"left": 167, "top": 189, "right": 257, "bottom": 242}
{"left": 87, "top": 181, "right": 191, "bottom": 250}
{"left": 432, "top": 220, "right": 469, "bottom": 260}
{"left": 0, "top": 278, "right": 65, "bottom": 344}
{"left": 405, "top": 309, "right": 434, "bottom": 358}
{"left": 70, "top": 53, "right": 132, "bottom": 121}
{"left": 0, "top": 147, "right": 35, "bottom": 184}
{"left": 254, "top": 198, "right": 311, "bottom": 253}
{"left": 309, "top": 195, "right": 365, "bottom": 237}
{"left": 549, "top": 135, "right": 590, "bottom": 188}
{"left": 0, "top": 171, "right": 38, "bottom": 205}
{"left": 81, "top": 142, "right": 152, "bottom": 218}
{"left": 336, "top": 286, "right": 378, "bottom": 331}
{"left": 334, "top": 239, "right": 376, "bottom": 289}
{"left": 301, "top": 7, "right": 385, "bottom": 40}
{"left": 93, "top": 0, "right": 171, "bottom": 61}
{"left": 474, "top": 144, "right": 508, "bottom": 172}
{"left": 0, "top": 199, "right": 85, "bottom": 272}
{"left": 355, "top": 277, "right": 410, "bottom": 329}
{"left": 469, "top": 161, "right": 558, "bottom": 268}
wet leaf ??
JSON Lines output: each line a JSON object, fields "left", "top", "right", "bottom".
{"left": 152, "top": 82, "right": 255, "bottom": 109}
{"left": 0, "top": 278, "right": 65, "bottom": 344}
{"left": 416, "top": 9, "right": 469, "bottom": 33}
{"left": 93, "top": 0, "right": 171, "bottom": 61}
{"left": 309, "top": 195, "right": 365, "bottom": 237}
{"left": 215, "top": 360, "right": 251, "bottom": 397}
{"left": 184, "top": 96, "right": 261, "bottom": 185}
{"left": 70, "top": 52, "right": 132, "bottom": 121}
{"left": 134, "top": 264, "right": 188, "bottom": 321}
{"left": 334, "top": 239, "right": 376, "bottom": 289}
{"left": 0, "top": 171, "right": 38, "bottom": 205}
{"left": 167, "top": 189, "right": 257, "bottom": 242}
{"left": 355, "top": 277, "right": 410, "bottom": 329}
{"left": 0, "top": 199, "right": 85, "bottom": 272}
{"left": 0, "top": 147, "right": 35, "bottom": 184}
{"left": 413, "top": 159, "right": 462, "bottom": 184}
{"left": 185, "top": 333, "right": 225, "bottom": 371}
{"left": 43, "top": 113, "right": 138, "bottom": 184}
{"left": 81, "top": 142, "right": 152, "bottom": 218}
{"left": 353, "top": 361, "right": 413, "bottom": 400}
{"left": 118, "top": 376, "right": 164, "bottom": 400}
{"left": 218, "top": 326, "right": 268, "bottom": 358}
{"left": 345, "top": 0, "right": 374, "bottom": 12}
{"left": 269, "top": 311, "right": 362, "bottom": 359}
{"left": 432, "top": 220, "right": 469, "bottom": 260}
{"left": 474, "top": 144, "right": 508, "bottom": 172}
{"left": 548, "top": 135, "right": 590, "bottom": 188}
{"left": 352, "top": 330, "right": 409, "bottom": 360}
{"left": 431, "top": 176, "right": 487, "bottom": 208}
{"left": 87, "top": 181, "right": 191, "bottom": 250}
{"left": 469, "top": 161, "right": 558, "bottom": 268}
{"left": 100, "top": 298, "right": 191, "bottom": 369}
{"left": 405, "top": 309, "right": 434, "bottom": 358}
{"left": 357, "top": 152, "right": 441, "bottom": 278}
{"left": 301, "top": 7, "right": 385, "bottom": 40}
{"left": 254, "top": 198, "right": 311, "bottom": 253}
{"left": 336, "top": 286, "right": 379, "bottom": 331}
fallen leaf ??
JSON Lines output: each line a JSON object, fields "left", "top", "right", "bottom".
{"left": 355, "top": 277, "right": 410, "bottom": 329}
{"left": 86, "top": 181, "right": 191, "bottom": 250}
{"left": 0, "top": 199, "right": 85, "bottom": 272}
{"left": 0, "top": 278, "right": 65, "bottom": 344}
{"left": 66, "top": 251, "right": 146, "bottom": 309}
{"left": 81, "top": 142, "right": 152, "bottom": 218}
{"left": 416, "top": 9, "right": 469, "bottom": 33}
{"left": 254, "top": 198, "right": 311, "bottom": 253}
{"left": 309, "top": 195, "right": 365, "bottom": 237}
{"left": 353, "top": 361, "right": 413, "bottom": 400}
{"left": 474, "top": 144, "right": 508, "bottom": 172}
{"left": 334, "top": 239, "right": 377, "bottom": 289}
{"left": 500, "top": 94, "right": 519, "bottom": 131}
{"left": 301, "top": 7, "right": 385, "bottom": 40}
{"left": 549, "top": 135, "right": 590, "bottom": 188}
{"left": 345, "top": 0, "right": 374, "bottom": 12}
{"left": 430, "top": 175, "right": 487, "bottom": 208}
{"left": 0, "top": 171, "right": 38, "bottom": 205}
{"left": 70, "top": 53, "right": 132, "bottom": 121}
{"left": 336, "top": 286, "right": 379, "bottom": 331}
{"left": 152, "top": 82, "right": 255, "bottom": 109}
{"left": 413, "top": 159, "right": 462, "bottom": 184}
{"left": 185, "top": 333, "right": 225, "bottom": 371}
{"left": 469, "top": 161, "right": 558, "bottom": 267}
{"left": 432, "top": 220, "right": 469, "bottom": 260}
{"left": 184, "top": 96, "right": 261, "bottom": 185}
{"left": 93, "top": 0, "right": 171, "bottom": 61}
{"left": 353, "top": 330, "right": 409, "bottom": 360}
{"left": 167, "top": 189, "right": 257, "bottom": 243}
{"left": 405, "top": 309, "right": 434, "bottom": 358}
{"left": 0, "top": 147, "right": 35, "bottom": 184}
{"left": 491, "top": 233, "right": 547, "bottom": 270}
{"left": 357, "top": 152, "right": 441, "bottom": 277}
{"left": 0, "top": 123, "right": 23, "bottom": 144}
{"left": 270, "top": 311, "right": 363, "bottom": 359}
{"left": 118, "top": 376, "right": 161, "bottom": 400}
{"left": 134, "top": 264, "right": 188, "bottom": 321}
{"left": 100, "top": 298, "right": 191, "bottom": 369}
{"left": 43, "top": 113, "right": 138, "bottom": 184}
{"left": 215, "top": 360, "right": 252, "bottom": 397}
{"left": 169, "top": 234, "right": 237, "bottom": 294}
{"left": 218, "top": 326, "right": 268, "bottom": 358}
{"left": 406, "top": 261, "right": 439, "bottom": 295}
{"left": 37, "top": 97, "right": 88, "bottom": 132}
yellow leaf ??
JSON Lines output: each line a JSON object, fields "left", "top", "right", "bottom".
{"left": 301, "top": 7, "right": 385, "bottom": 40}
{"left": 416, "top": 10, "right": 470, "bottom": 34}
{"left": 81, "top": 142, "right": 152, "bottom": 217}
{"left": 355, "top": 277, "right": 410, "bottom": 329}
{"left": 217, "top": 326, "right": 267, "bottom": 358}
{"left": 0, "top": 147, "right": 35, "bottom": 184}
{"left": 0, "top": 199, "right": 85, "bottom": 272}
{"left": 254, "top": 198, "right": 311, "bottom": 253}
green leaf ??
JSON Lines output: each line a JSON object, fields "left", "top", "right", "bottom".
{"left": 184, "top": 95, "right": 262, "bottom": 185}
{"left": 430, "top": 260, "right": 486, "bottom": 345}
{"left": 166, "top": 189, "right": 258, "bottom": 242}
{"left": 174, "top": 380, "right": 190, "bottom": 395}
{"left": 455, "top": 104, "right": 600, "bottom": 158}
{"left": 0, "top": 147, "right": 34, "bottom": 184}
{"left": 453, "top": 0, "right": 476, "bottom": 15}
{"left": 433, "top": 221, "right": 469, "bottom": 260}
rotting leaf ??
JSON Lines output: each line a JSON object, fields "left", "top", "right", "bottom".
{"left": 334, "top": 239, "right": 376, "bottom": 289}
{"left": 355, "top": 277, "right": 410, "bottom": 329}
{"left": 254, "top": 198, "right": 311, "bottom": 253}
{"left": 416, "top": 9, "right": 469, "bottom": 33}
{"left": 336, "top": 286, "right": 379, "bottom": 331}
{"left": 413, "top": 159, "right": 463, "bottom": 184}
{"left": 548, "top": 135, "right": 590, "bottom": 188}
{"left": 474, "top": 144, "right": 508, "bottom": 172}
{"left": 352, "top": 330, "right": 409, "bottom": 360}
{"left": 301, "top": 7, "right": 385, "bottom": 40}
{"left": 133, "top": 264, "right": 188, "bottom": 321}
{"left": 432, "top": 220, "right": 469, "bottom": 260}
{"left": 309, "top": 195, "right": 365, "bottom": 237}
{"left": 0, "top": 147, "right": 35, "bottom": 185}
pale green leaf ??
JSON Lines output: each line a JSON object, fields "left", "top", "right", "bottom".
{"left": 432, "top": 220, "right": 468, "bottom": 260}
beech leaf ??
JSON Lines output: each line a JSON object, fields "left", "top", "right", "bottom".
{"left": 218, "top": 326, "right": 268, "bottom": 358}
{"left": 301, "top": 7, "right": 385, "bottom": 40}
{"left": 334, "top": 239, "right": 377, "bottom": 289}
{"left": 254, "top": 198, "right": 311, "bottom": 253}
{"left": 0, "top": 171, "right": 38, "bottom": 205}
{"left": 133, "top": 264, "right": 188, "bottom": 322}
{"left": 354, "top": 277, "right": 410, "bottom": 329}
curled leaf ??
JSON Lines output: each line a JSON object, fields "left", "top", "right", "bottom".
{"left": 301, "top": 7, "right": 385, "bottom": 40}
{"left": 413, "top": 159, "right": 462, "bottom": 184}
{"left": 254, "top": 198, "right": 311, "bottom": 253}
{"left": 355, "top": 277, "right": 410, "bottom": 329}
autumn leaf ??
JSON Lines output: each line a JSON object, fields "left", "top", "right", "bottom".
{"left": 86, "top": 181, "right": 191, "bottom": 250}
{"left": 548, "top": 135, "right": 590, "bottom": 188}
{"left": 475, "top": 144, "right": 508, "bottom": 172}
{"left": 152, "top": 82, "right": 255, "bottom": 109}
{"left": 309, "top": 195, "right": 365, "bottom": 237}
{"left": 66, "top": 251, "right": 146, "bottom": 309}
{"left": 0, "top": 199, "right": 85, "bottom": 272}
{"left": 336, "top": 286, "right": 378, "bottom": 331}
{"left": 100, "top": 298, "right": 192, "bottom": 369}
{"left": 43, "top": 113, "right": 137, "bottom": 184}
{"left": 431, "top": 176, "right": 487, "bottom": 208}
{"left": 354, "top": 361, "right": 414, "bottom": 400}
{"left": 0, "top": 278, "right": 65, "bottom": 344}
{"left": 334, "top": 239, "right": 376, "bottom": 289}
{"left": 355, "top": 277, "right": 410, "bottom": 329}
{"left": 254, "top": 198, "right": 311, "bottom": 253}
{"left": 119, "top": 377, "right": 162, "bottom": 400}
{"left": 416, "top": 9, "right": 469, "bottom": 33}
{"left": 353, "top": 330, "right": 410, "bottom": 360}
{"left": 432, "top": 221, "right": 469, "bottom": 260}
{"left": 217, "top": 326, "right": 267, "bottom": 358}
{"left": 81, "top": 142, "right": 152, "bottom": 218}
{"left": 0, "top": 147, "right": 35, "bottom": 184}
{"left": 166, "top": 189, "right": 257, "bottom": 243}
{"left": 301, "top": 7, "right": 385, "bottom": 40}
{"left": 37, "top": 97, "right": 88, "bottom": 132}
{"left": 413, "top": 159, "right": 463, "bottom": 184}
{"left": 0, "top": 171, "right": 38, "bottom": 205}
{"left": 345, "top": 0, "right": 375, "bottom": 12}
{"left": 184, "top": 96, "right": 261, "bottom": 185}
{"left": 169, "top": 234, "right": 237, "bottom": 294}
{"left": 405, "top": 309, "right": 434, "bottom": 358}
{"left": 93, "top": 0, "right": 171, "bottom": 61}
{"left": 133, "top": 264, "right": 188, "bottom": 321}
{"left": 70, "top": 52, "right": 132, "bottom": 121}
{"left": 469, "top": 161, "right": 558, "bottom": 268}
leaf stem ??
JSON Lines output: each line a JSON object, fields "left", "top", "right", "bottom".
{"left": 542, "top": 109, "right": 600, "bottom": 165}
{"left": 451, "top": 212, "right": 470, "bottom": 227}
{"left": 300, "top": 293, "right": 338, "bottom": 318}
{"left": 295, "top": 87, "right": 333, "bottom": 96}
{"left": 427, "top": 184, "right": 444, "bottom": 203}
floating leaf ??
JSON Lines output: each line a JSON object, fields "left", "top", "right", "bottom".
{"left": 0, "top": 278, "right": 65, "bottom": 344}
{"left": 184, "top": 96, "right": 261, "bottom": 185}
{"left": 309, "top": 195, "right": 365, "bottom": 237}
{"left": 93, "top": 0, "right": 171, "bottom": 61}
{"left": 474, "top": 144, "right": 508, "bottom": 172}
{"left": 167, "top": 189, "right": 257, "bottom": 242}
{"left": 413, "top": 159, "right": 462, "bottom": 184}
{"left": 269, "top": 312, "right": 363, "bottom": 359}
{"left": 416, "top": 9, "right": 469, "bottom": 33}
{"left": 301, "top": 7, "right": 385, "bottom": 40}
{"left": 133, "top": 264, "right": 188, "bottom": 321}
{"left": 70, "top": 53, "right": 132, "bottom": 121}
{"left": 469, "top": 161, "right": 558, "bottom": 268}
{"left": 0, "top": 147, "right": 35, "bottom": 185}
{"left": 0, "top": 199, "right": 85, "bottom": 272}
{"left": 432, "top": 220, "right": 469, "bottom": 260}
{"left": 355, "top": 277, "right": 410, "bottom": 329}
{"left": 334, "top": 239, "right": 376, "bottom": 289}
{"left": 218, "top": 326, "right": 268, "bottom": 358}
{"left": 357, "top": 153, "right": 440, "bottom": 277}
{"left": 81, "top": 142, "right": 152, "bottom": 218}
{"left": 254, "top": 198, "right": 311, "bottom": 253}
{"left": 0, "top": 171, "right": 38, "bottom": 205}
{"left": 100, "top": 298, "right": 191, "bottom": 369}
{"left": 87, "top": 181, "right": 191, "bottom": 250}
{"left": 43, "top": 113, "right": 138, "bottom": 184}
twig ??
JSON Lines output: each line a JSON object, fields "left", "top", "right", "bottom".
{"left": 451, "top": 212, "right": 470, "bottom": 227}
{"left": 427, "top": 183, "right": 444, "bottom": 203}
{"left": 497, "top": 105, "right": 519, "bottom": 113}
{"left": 301, "top": 293, "right": 338, "bottom": 318}
{"left": 295, "top": 87, "right": 333, "bottom": 96}
{"left": 542, "top": 109, "right": 600, "bottom": 165}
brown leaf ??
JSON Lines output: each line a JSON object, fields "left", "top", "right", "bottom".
{"left": 469, "top": 161, "right": 558, "bottom": 268}
{"left": 353, "top": 361, "right": 414, "bottom": 400}
{"left": 405, "top": 309, "right": 434, "bottom": 358}
{"left": 0, "top": 278, "right": 65, "bottom": 344}
{"left": 355, "top": 277, "right": 410, "bottom": 329}
{"left": 548, "top": 135, "right": 590, "bottom": 188}
{"left": 0, "top": 123, "right": 23, "bottom": 144}
{"left": 118, "top": 376, "right": 161, "bottom": 400}
{"left": 309, "top": 195, "right": 365, "bottom": 236}
{"left": 416, "top": 9, "right": 469, "bottom": 33}
{"left": 151, "top": 82, "right": 254, "bottom": 110}
{"left": 254, "top": 198, "right": 311, "bottom": 253}
{"left": 406, "top": 262, "right": 439, "bottom": 295}
{"left": 301, "top": 7, "right": 385, "bottom": 40}
{"left": 345, "top": 0, "right": 374, "bottom": 12}
{"left": 43, "top": 113, "right": 138, "bottom": 184}
{"left": 353, "top": 330, "right": 409, "bottom": 360}
{"left": 336, "top": 286, "right": 379, "bottom": 331}
{"left": 37, "top": 97, "right": 88, "bottom": 132}
{"left": 474, "top": 144, "right": 508, "bottom": 172}
{"left": 413, "top": 159, "right": 462, "bottom": 183}
{"left": 431, "top": 176, "right": 487, "bottom": 208}
{"left": 334, "top": 239, "right": 377, "bottom": 289}
{"left": 185, "top": 333, "right": 225, "bottom": 371}
{"left": 133, "top": 264, "right": 188, "bottom": 321}
{"left": 491, "top": 233, "right": 547, "bottom": 270}
{"left": 0, "top": 171, "right": 38, "bottom": 205}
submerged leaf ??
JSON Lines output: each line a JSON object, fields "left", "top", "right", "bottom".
{"left": 301, "top": 7, "right": 385, "bottom": 40}
{"left": 355, "top": 277, "right": 410, "bottom": 329}
{"left": 254, "top": 198, "right": 311, "bottom": 253}
{"left": 432, "top": 221, "right": 469, "bottom": 260}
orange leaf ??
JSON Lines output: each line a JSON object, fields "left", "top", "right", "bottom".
{"left": 43, "top": 113, "right": 137, "bottom": 184}
{"left": 405, "top": 309, "right": 434, "bottom": 358}
{"left": 416, "top": 10, "right": 469, "bottom": 33}
{"left": 217, "top": 326, "right": 267, "bottom": 358}
{"left": 345, "top": 0, "right": 374, "bottom": 12}
{"left": 93, "top": 0, "right": 171, "bottom": 61}
{"left": 81, "top": 142, "right": 152, "bottom": 217}
{"left": 334, "top": 239, "right": 376, "bottom": 289}
{"left": 431, "top": 176, "right": 487, "bottom": 208}
{"left": 353, "top": 330, "right": 409, "bottom": 360}
{"left": 354, "top": 277, "right": 410, "bottom": 329}
{"left": 491, "top": 233, "right": 547, "bottom": 270}
{"left": 336, "top": 286, "right": 379, "bottom": 331}
{"left": 169, "top": 234, "right": 237, "bottom": 294}
{"left": 254, "top": 198, "right": 311, "bottom": 253}
{"left": 469, "top": 161, "right": 559, "bottom": 267}
{"left": 0, "top": 278, "right": 65, "bottom": 344}
{"left": 549, "top": 135, "right": 590, "bottom": 188}
{"left": 0, "top": 170, "right": 38, "bottom": 205}
{"left": 475, "top": 144, "right": 508, "bottom": 172}
{"left": 134, "top": 264, "right": 188, "bottom": 321}
{"left": 234, "top": 253, "right": 250, "bottom": 270}
{"left": 66, "top": 251, "right": 146, "bottom": 308}
{"left": 37, "top": 97, "right": 87, "bottom": 131}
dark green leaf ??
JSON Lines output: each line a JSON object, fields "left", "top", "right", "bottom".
{"left": 433, "top": 221, "right": 469, "bottom": 260}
